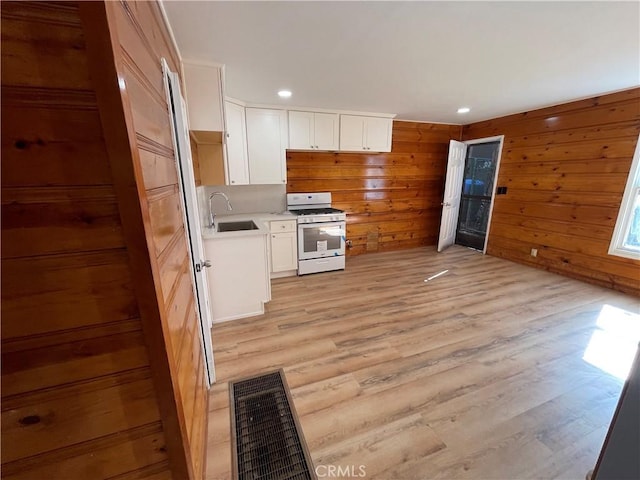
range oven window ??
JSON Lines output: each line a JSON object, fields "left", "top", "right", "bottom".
{"left": 302, "top": 225, "right": 343, "bottom": 253}
{"left": 298, "top": 221, "right": 345, "bottom": 260}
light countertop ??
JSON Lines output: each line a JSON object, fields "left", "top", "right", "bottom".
{"left": 202, "top": 211, "right": 297, "bottom": 240}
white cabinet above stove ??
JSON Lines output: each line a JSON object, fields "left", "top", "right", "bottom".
{"left": 288, "top": 111, "right": 339, "bottom": 151}
{"left": 339, "top": 115, "right": 393, "bottom": 153}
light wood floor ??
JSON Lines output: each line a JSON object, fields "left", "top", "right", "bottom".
{"left": 206, "top": 246, "right": 639, "bottom": 480}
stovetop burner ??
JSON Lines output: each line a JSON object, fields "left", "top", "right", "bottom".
{"left": 289, "top": 208, "right": 344, "bottom": 216}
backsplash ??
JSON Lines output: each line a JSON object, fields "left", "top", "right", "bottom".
{"left": 197, "top": 184, "right": 287, "bottom": 226}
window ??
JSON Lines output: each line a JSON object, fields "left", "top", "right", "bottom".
{"left": 609, "top": 134, "right": 640, "bottom": 260}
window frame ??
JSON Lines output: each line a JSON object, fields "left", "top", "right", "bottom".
{"left": 609, "top": 134, "right": 640, "bottom": 260}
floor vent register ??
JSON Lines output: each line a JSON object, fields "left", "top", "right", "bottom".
{"left": 229, "top": 369, "right": 316, "bottom": 480}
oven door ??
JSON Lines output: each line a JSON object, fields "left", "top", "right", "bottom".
{"left": 298, "top": 221, "right": 345, "bottom": 260}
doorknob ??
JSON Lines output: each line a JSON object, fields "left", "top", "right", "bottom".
{"left": 441, "top": 202, "right": 451, "bottom": 207}
{"left": 196, "top": 260, "right": 212, "bottom": 272}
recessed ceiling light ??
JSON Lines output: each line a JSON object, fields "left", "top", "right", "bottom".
{"left": 278, "top": 90, "right": 292, "bottom": 98}
{"left": 457, "top": 107, "right": 471, "bottom": 114}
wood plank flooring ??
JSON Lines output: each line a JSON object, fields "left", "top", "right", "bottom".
{"left": 206, "top": 246, "right": 639, "bottom": 479}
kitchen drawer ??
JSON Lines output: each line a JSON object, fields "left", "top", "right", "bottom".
{"left": 270, "top": 220, "right": 296, "bottom": 233}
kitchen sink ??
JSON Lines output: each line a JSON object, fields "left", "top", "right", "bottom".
{"left": 217, "top": 220, "right": 259, "bottom": 232}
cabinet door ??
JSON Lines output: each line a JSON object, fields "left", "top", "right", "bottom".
{"left": 224, "top": 101, "right": 249, "bottom": 185}
{"left": 365, "top": 116, "right": 393, "bottom": 152}
{"left": 183, "top": 63, "right": 224, "bottom": 131}
{"left": 313, "top": 112, "right": 339, "bottom": 150}
{"left": 339, "top": 115, "right": 366, "bottom": 151}
{"left": 246, "top": 108, "right": 288, "bottom": 184}
{"left": 270, "top": 232, "right": 298, "bottom": 272}
{"left": 288, "top": 111, "right": 314, "bottom": 150}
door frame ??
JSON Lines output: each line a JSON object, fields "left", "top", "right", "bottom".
{"left": 161, "top": 59, "right": 216, "bottom": 386}
{"left": 462, "top": 135, "right": 505, "bottom": 254}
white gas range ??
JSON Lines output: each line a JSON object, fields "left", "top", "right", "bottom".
{"left": 287, "top": 192, "right": 347, "bottom": 275}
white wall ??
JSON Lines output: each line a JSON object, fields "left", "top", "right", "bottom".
{"left": 197, "top": 184, "right": 287, "bottom": 226}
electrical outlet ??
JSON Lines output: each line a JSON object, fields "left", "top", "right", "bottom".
{"left": 530, "top": 248, "right": 538, "bottom": 257}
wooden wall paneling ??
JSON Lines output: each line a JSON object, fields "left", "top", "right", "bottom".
{"left": 1, "top": 1, "right": 173, "bottom": 478}
{"left": 79, "top": 1, "right": 209, "bottom": 478}
{"left": 503, "top": 120, "right": 640, "bottom": 150}
{"left": 190, "top": 359, "right": 208, "bottom": 478}
{"left": 139, "top": 147, "right": 180, "bottom": 191}
{"left": 147, "top": 186, "right": 186, "bottom": 256}
{"left": 1, "top": 102, "right": 114, "bottom": 187}
{"left": 1, "top": 186, "right": 124, "bottom": 258}
{"left": 2, "top": 250, "right": 138, "bottom": 338}
{"left": 2, "top": 377, "right": 160, "bottom": 464}
{"left": 122, "top": 66, "right": 175, "bottom": 149}
{"left": 176, "top": 307, "right": 199, "bottom": 443}
{"left": 78, "top": 2, "right": 192, "bottom": 478}
{"left": 0, "top": 2, "right": 92, "bottom": 89}
{"left": 464, "top": 89, "right": 640, "bottom": 137}
{"left": 2, "top": 329, "right": 150, "bottom": 397}
{"left": 287, "top": 120, "right": 461, "bottom": 256}
{"left": 158, "top": 226, "right": 191, "bottom": 302}
{"left": 463, "top": 87, "right": 640, "bottom": 295}
{"left": 2, "top": 423, "right": 167, "bottom": 480}
{"left": 166, "top": 262, "right": 197, "bottom": 357}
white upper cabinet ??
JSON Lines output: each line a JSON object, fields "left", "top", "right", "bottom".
{"left": 339, "top": 115, "right": 393, "bottom": 152}
{"left": 288, "top": 111, "right": 339, "bottom": 151}
{"left": 183, "top": 62, "right": 224, "bottom": 132}
{"left": 245, "top": 108, "right": 288, "bottom": 184}
{"left": 364, "top": 116, "right": 394, "bottom": 152}
{"left": 224, "top": 101, "right": 249, "bottom": 185}
{"left": 339, "top": 115, "right": 367, "bottom": 152}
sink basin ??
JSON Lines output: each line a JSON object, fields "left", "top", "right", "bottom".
{"left": 217, "top": 220, "right": 259, "bottom": 232}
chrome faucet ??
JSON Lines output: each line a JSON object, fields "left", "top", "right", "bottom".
{"left": 209, "top": 192, "right": 233, "bottom": 227}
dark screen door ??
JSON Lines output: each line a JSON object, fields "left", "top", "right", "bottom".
{"left": 455, "top": 141, "right": 500, "bottom": 250}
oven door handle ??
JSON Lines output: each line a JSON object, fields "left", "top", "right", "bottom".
{"left": 297, "top": 221, "right": 345, "bottom": 229}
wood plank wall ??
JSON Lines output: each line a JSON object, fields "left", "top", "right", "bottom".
{"left": 287, "top": 121, "right": 462, "bottom": 255}
{"left": 463, "top": 88, "right": 640, "bottom": 295}
{"left": 1, "top": 2, "right": 170, "bottom": 478}
{"left": 89, "top": 1, "right": 209, "bottom": 477}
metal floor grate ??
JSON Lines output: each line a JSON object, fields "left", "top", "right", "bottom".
{"left": 230, "top": 370, "right": 316, "bottom": 480}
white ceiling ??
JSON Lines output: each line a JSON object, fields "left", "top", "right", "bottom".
{"left": 163, "top": 1, "right": 640, "bottom": 124}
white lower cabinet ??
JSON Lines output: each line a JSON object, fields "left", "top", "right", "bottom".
{"left": 204, "top": 234, "right": 271, "bottom": 322}
{"left": 269, "top": 220, "right": 297, "bottom": 277}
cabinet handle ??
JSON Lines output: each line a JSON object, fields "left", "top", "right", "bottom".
{"left": 315, "top": 145, "right": 319, "bottom": 149}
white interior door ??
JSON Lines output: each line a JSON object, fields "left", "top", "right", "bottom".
{"left": 438, "top": 140, "right": 467, "bottom": 252}
{"left": 162, "top": 59, "right": 215, "bottom": 386}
